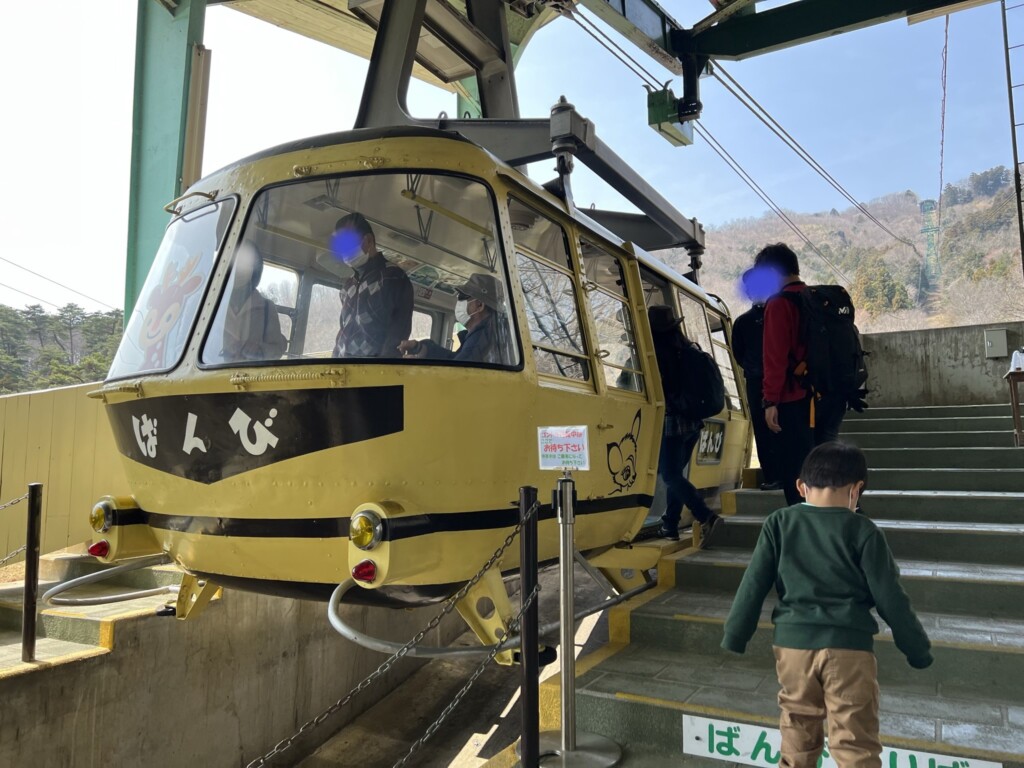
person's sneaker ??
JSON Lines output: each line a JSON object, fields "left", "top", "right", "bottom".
{"left": 657, "top": 526, "right": 680, "bottom": 542}
{"left": 759, "top": 481, "right": 782, "bottom": 491}
{"left": 699, "top": 514, "right": 724, "bottom": 549}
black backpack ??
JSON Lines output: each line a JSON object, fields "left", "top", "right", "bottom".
{"left": 782, "top": 285, "right": 869, "bottom": 398}
{"left": 673, "top": 342, "right": 727, "bottom": 420}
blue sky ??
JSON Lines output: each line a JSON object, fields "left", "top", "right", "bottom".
{"left": 0, "top": 2, "right": 1014, "bottom": 310}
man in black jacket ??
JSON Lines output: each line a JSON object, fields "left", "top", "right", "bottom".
{"left": 732, "top": 268, "right": 782, "bottom": 491}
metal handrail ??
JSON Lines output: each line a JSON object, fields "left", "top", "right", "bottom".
{"left": 327, "top": 571, "right": 654, "bottom": 659}
{"left": 41, "top": 554, "right": 175, "bottom": 606}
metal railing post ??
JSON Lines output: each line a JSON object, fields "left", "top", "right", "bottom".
{"left": 519, "top": 486, "right": 540, "bottom": 768}
{"left": 22, "top": 483, "right": 42, "bottom": 663}
{"left": 539, "top": 473, "right": 621, "bottom": 767}
{"left": 556, "top": 473, "right": 578, "bottom": 753}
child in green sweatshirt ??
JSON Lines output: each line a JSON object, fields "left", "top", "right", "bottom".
{"left": 721, "top": 441, "right": 932, "bottom": 768}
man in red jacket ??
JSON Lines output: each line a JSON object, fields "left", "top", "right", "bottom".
{"left": 756, "top": 243, "right": 823, "bottom": 506}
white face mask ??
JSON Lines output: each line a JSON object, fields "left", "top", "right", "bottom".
{"left": 456, "top": 299, "right": 484, "bottom": 326}
{"left": 347, "top": 248, "right": 370, "bottom": 271}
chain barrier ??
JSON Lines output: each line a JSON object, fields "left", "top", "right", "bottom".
{"left": 0, "top": 494, "right": 30, "bottom": 570}
{"left": 0, "top": 545, "right": 26, "bottom": 569}
{"left": 0, "top": 493, "right": 28, "bottom": 515}
{"left": 391, "top": 582, "right": 540, "bottom": 768}
{"left": 245, "top": 500, "right": 542, "bottom": 768}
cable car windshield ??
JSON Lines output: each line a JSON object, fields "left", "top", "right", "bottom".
{"left": 200, "top": 172, "right": 519, "bottom": 369}
{"left": 108, "top": 198, "right": 237, "bottom": 380}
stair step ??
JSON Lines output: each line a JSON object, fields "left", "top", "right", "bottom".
{"left": 0, "top": 586, "right": 174, "bottom": 647}
{"left": 573, "top": 644, "right": 1024, "bottom": 763}
{"left": 843, "top": 431, "right": 1014, "bottom": 449}
{"left": 629, "top": 587, "right": 1024, "bottom": 696}
{"left": 846, "top": 404, "right": 1010, "bottom": 420}
{"left": 841, "top": 416, "right": 1014, "bottom": 433}
{"left": 860, "top": 447, "right": 1024, "bottom": 469}
{"left": 860, "top": 468, "right": 1024, "bottom": 492}
{"left": 727, "top": 489, "right": 1024, "bottom": 523}
{"left": 0, "top": 628, "right": 106, "bottom": 677}
{"left": 674, "top": 548, "right": 1024, "bottom": 620}
{"left": 713, "top": 515, "right": 1024, "bottom": 566}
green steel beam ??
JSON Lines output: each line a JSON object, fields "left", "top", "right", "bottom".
{"left": 672, "top": 0, "right": 990, "bottom": 60}
{"left": 125, "top": 0, "right": 206, "bottom": 317}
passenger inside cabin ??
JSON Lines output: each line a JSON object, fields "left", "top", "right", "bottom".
{"left": 219, "top": 244, "right": 287, "bottom": 363}
{"left": 331, "top": 212, "right": 413, "bottom": 358}
{"left": 399, "top": 273, "right": 506, "bottom": 364}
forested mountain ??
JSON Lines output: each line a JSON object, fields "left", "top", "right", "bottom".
{"left": 658, "top": 165, "right": 1024, "bottom": 333}
{"left": 0, "top": 305, "right": 123, "bottom": 394}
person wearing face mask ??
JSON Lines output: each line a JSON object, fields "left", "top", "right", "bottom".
{"left": 722, "top": 441, "right": 932, "bottom": 768}
{"left": 331, "top": 213, "right": 413, "bottom": 358}
{"left": 219, "top": 243, "right": 287, "bottom": 363}
{"left": 398, "top": 273, "right": 506, "bottom": 364}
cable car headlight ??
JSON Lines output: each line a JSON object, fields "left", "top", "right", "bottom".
{"left": 350, "top": 510, "right": 383, "bottom": 551}
{"left": 90, "top": 501, "right": 114, "bottom": 533}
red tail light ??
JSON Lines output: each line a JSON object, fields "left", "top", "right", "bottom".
{"left": 351, "top": 560, "right": 377, "bottom": 583}
{"left": 88, "top": 540, "right": 110, "bottom": 558}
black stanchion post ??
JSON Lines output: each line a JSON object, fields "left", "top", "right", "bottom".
{"left": 518, "top": 486, "right": 540, "bottom": 768}
{"left": 22, "top": 483, "right": 42, "bottom": 663}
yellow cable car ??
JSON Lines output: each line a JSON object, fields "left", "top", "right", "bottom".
{"left": 87, "top": 127, "right": 750, "bottom": 653}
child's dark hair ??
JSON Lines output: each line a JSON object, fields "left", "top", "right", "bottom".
{"left": 754, "top": 242, "right": 800, "bottom": 276}
{"left": 799, "top": 441, "right": 867, "bottom": 489}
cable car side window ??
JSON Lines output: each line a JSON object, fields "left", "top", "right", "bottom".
{"left": 639, "top": 265, "right": 672, "bottom": 307}
{"left": 200, "top": 173, "right": 519, "bottom": 368}
{"left": 708, "top": 311, "right": 742, "bottom": 412}
{"left": 509, "top": 199, "right": 589, "bottom": 381}
{"left": 677, "top": 290, "right": 713, "bottom": 354}
{"left": 108, "top": 198, "right": 236, "bottom": 379}
{"left": 580, "top": 240, "right": 643, "bottom": 392}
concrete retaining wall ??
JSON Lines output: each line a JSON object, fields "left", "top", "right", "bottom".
{"left": 0, "top": 588, "right": 464, "bottom": 767}
{"left": 863, "top": 321, "right": 1024, "bottom": 407}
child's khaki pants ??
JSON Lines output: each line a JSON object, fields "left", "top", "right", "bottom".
{"left": 773, "top": 646, "right": 882, "bottom": 768}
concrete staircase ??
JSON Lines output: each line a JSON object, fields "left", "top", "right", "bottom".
{"left": 559, "top": 403, "right": 1024, "bottom": 766}
{"left": 0, "top": 550, "right": 180, "bottom": 675}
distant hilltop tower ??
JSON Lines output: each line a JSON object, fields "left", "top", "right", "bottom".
{"left": 919, "top": 199, "right": 940, "bottom": 296}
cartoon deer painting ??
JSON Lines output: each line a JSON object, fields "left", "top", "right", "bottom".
{"left": 139, "top": 252, "right": 204, "bottom": 371}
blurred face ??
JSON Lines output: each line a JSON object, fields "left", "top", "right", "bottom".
{"left": 231, "top": 245, "right": 261, "bottom": 300}
{"left": 742, "top": 266, "right": 782, "bottom": 303}
{"left": 330, "top": 227, "right": 371, "bottom": 267}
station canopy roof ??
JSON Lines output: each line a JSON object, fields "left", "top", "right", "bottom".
{"left": 217, "top": 0, "right": 558, "bottom": 92}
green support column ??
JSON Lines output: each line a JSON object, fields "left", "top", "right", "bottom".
{"left": 125, "top": 0, "right": 207, "bottom": 317}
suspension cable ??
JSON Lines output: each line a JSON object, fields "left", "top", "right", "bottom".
{"left": 556, "top": 4, "right": 663, "bottom": 89}
{"left": 713, "top": 64, "right": 923, "bottom": 255}
{"left": 550, "top": 2, "right": 853, "bottom": 284}
{"left": 695, "top": 122, "right": 852, "bottom": 285}
{"left": 937, "top": 16, "right": 951, "bottom": 266}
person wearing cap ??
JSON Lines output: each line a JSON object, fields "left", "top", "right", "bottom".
{"left": 399, "top": 273, "right": 506, "bottom": 364}
{"left": 648, "top": 305, "right": 724, "bottom": 546}
{"left": 331, "top": 212, "right": 413, "bottom": 358}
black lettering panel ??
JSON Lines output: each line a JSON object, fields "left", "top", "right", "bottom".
{"left": 107, "top": 387, "right": 403, "bottom": 483}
